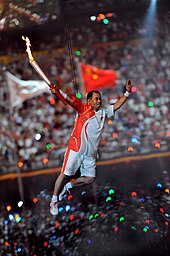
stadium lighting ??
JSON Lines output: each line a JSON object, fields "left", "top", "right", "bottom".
{"left": 144, "top": 0, "right": 157, "bottom": 40}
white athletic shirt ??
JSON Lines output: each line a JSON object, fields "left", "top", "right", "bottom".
{"left": 67, "top": 96, "right": 114, "bottom": 157}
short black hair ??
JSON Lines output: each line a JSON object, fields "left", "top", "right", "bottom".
{"left": 87, "top": 90, "right": 101, "bottom": 100}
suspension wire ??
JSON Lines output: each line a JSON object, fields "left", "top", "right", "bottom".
{"left": 61, "top": 0, "right": 78, "bottom": 93}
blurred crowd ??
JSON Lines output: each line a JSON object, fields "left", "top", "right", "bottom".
{"left": 0, "top": 169, "right": 169, "bottom": 256}
{"left": 0, "top": 10, "right": 170, "bottom": 173}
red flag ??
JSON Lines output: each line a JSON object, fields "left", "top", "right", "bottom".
{"left": 78, "top": 63, "right": 118, "bottom": 94}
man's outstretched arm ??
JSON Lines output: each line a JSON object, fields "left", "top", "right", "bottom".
{"left": 50, "top": 85, "right": 73, "bottom": 104}
{"left": 50, "top": 85, "right": 84, "bottom": 112}
{"left": 113, "top": 79, "right": 132, "bottom": 112}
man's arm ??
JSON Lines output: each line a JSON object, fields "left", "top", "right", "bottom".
{"left": 113, "top": 80, "right": 132, "bottom": 112}
{"left": 50, "top": 85, "right": 84, "bottom": 112}
{"left": 50, "top": 85, "right": 73, "bottom": 104}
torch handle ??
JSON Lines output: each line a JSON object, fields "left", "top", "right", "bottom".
{"left": 31, "top": 61, "right": 68, "bottom": 105}
{"left": 30, "top": 60, "right": 51, "bottom": 85}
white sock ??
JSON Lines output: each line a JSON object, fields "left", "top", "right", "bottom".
{"left": 52, "top": 195, "right": 58, "bottom": 202}
{"left": 66, "top": 182, "right": 72, "bottom": 189}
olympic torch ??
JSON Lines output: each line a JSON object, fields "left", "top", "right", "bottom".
{"left": 22, "top": 36, "right": 67, "bottom": 105}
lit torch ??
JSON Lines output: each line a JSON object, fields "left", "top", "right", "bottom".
{"left": 22, "top": 36, "right": 67, "bottom": 105}
{"left": 22, "top": 36, "right": 52, "bottom": 85}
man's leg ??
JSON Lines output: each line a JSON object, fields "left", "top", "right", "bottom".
{"left": 53, "top": 172, "right": 69, "bottom": 197}
{"left": 59, "top": 176, "right": 95, "bottom": 201}
{"left": 71, "top": 176, "right": 95, "bottom": 188}
{"left": 64, "top": 155, "right": 96, "bottom": 190}
{"left": 50, "top": 148, "right": 80, "bottom": 215}
{"left": 50, "top": 173, "right": 69, "bottom": 215}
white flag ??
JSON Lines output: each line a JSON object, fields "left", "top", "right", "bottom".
{"left": 6, "top": 71, "right": 50, "bottom": 109}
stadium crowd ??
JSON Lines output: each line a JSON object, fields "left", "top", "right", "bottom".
{"left": 0, "top": 11, "right": 170, "bottom": 173}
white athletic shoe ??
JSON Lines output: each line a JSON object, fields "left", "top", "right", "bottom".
{"left": 59, "top": 186, "right": 70, "bottom": 201}
{"left": 50, "top": 201, "right": 59, "bottom": 215}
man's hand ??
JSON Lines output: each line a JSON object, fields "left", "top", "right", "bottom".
{"left": 126, "top": 79, "right": 132, "bottom": 93}
{"left": 50, "top": 84, "right": 57, "bottom": 94}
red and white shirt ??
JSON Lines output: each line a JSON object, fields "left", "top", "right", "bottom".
{"left": 67, "top": 96, "right": 114, "bottom": 157}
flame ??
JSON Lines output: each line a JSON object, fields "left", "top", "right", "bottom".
{"left": 22, "top": 36, "right": 34, "bottom": 63}
{"left": 22, "top": 36, "right": 53, "bottom": 87}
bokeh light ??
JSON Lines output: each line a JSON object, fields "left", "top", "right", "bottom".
{"left": 33, "top": 197, "right": 38, "bottom": 204}
{"left": 8, "top": 214, "right": 14, "bottom": 221}
{"left": 43, "top": 158, "right": 48, "bottom": 164}
{"left": 148, "top": 101, "right": 154, "bottom": 107}
{"left": 76, "top": 92, "right": 82, "bottom": 99}
{"left": 156, "top": 182, "right": 162, "bottom": 188}
{"left": 131, "top": 191, "right": 137, "bottom": 197}
{"left": 109, "top": 189, "right": 115, "bottom": 195}
{"left": 103, "top": 18, "right": 109, "bottom": 24}
{"left": 90, "top": 16, "right": 96, "bottom": 21}
{"left": 18, "top": 161, "right": 24, "bottom": 168}
{"left": 120, "top": 216, "right": 125, "bottom": 222}
{"left": 75, "top": 50, "right": 81, "bottom": 56}
{"left": 155, "top": 143, "right": 160, "bottom": 148}
{"left": 45, "top": 143, "right": 51, "bottom": 149}
{"left": 131, "top": 86, "right": 137, "bottom": 92}
{"left": 49, "top": 97, "right": 55, "bottom": 105}
{"left": 108, "top": 120, "right": 113, "bottom": 125}
{"left": 112, "top": 132, "right": 118, "bottom": 138}
{"left": 18, "top": 201, "right": 23, "bottom": 207}
{"left": 128, "top": 146, "right": 134, "bottom": 152}
{"left": 35, "top": 133, "right": 41, "bottom": 140}
{"left": 6, "top": 205, "right": 11, "bottom": 211}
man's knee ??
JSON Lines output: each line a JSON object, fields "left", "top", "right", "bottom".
{"left": 85, "top": 176, "right": 95, "bottom": 184}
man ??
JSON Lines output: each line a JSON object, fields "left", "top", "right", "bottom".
{"left": 50, "top": 80, "right": 132, "bottom": 215}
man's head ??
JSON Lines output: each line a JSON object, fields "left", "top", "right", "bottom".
{"left": 87, "top": 90, "right": 102, "bottom": 111}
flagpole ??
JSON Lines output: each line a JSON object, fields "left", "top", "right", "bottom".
{"left": 4, "top": 70, "right": 30, "bottom": 255}
{"left": 11, "top": 112, "right": 30, "bottom": 255}
{"left": 76, "top": 62, "right": 85, "bottom": 97}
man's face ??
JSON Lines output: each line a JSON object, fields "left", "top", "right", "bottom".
{"left": 88, "top": 92, "right": 102, "bottom": 111}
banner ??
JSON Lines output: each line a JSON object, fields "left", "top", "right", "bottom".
{"left": 78, "top": 63, "right": 118, "bottom": 94}
{"left": 6, "top": 71, "right": 50, "bottom": 109}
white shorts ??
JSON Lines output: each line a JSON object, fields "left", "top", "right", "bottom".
{"left": 61, "top": 148, "right": 96, "bottom": 177}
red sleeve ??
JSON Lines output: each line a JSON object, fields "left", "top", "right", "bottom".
{"left": 67, "top": 95, "right": 84, "bottom": 113}
{"left": 49, "top": 84, "right": 68, "bottom": 105}
{"left": 49, "top": 84, "right": 84, "bottom": 111}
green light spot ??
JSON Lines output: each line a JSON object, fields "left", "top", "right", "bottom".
{"left": 131, "top": 226, "right": 136, "bottom": 230}
{"left": 46, "top": 143, "right": 51, "bottom": 149}
{"left": 76, "top": 92, "right": 82, "bottom": 99}
{"left": 75, "top": 50, "right": 81, "bottom": 56}
{"left": 89, "top": 214, "right": 93, "bottom": 220}
{"left": 109, "top": 189, "right": 115, "bottom": 195}
{"left": 120, "top": 216, "right": 125, "bottom": 222}
{"left": 148, "top": 101, "right": 153, "bottom": 107}
{"left": 106, "top": 196, "right": 112, "bottom": 202}
{"left": 94, "top": 213, "right": 99, "bottom": 218}
{"left": 16, "top": 217, "right": 22, "bottom": 223}
{"left": 103, "top": 18, "right": 109, "bottom": 25}
{"left": 143, "top": 227, "right": 148, "bottom": 232}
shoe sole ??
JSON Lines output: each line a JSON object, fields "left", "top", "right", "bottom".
{"left": 50, "top": 209, "right": 58, "bottom": 215}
